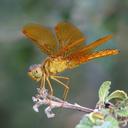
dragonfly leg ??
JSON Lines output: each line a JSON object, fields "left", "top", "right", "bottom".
{"left": 46, "top": 77, "right": 53, "bottom": 96}
{"left": 50, "top": 76, "right": 69, "bottom": 100}
{"left": 40, "top": 74, "right": 46, "bottom": 89}
{"left": 52, "top": 75, "right": 69, "bottom": 80}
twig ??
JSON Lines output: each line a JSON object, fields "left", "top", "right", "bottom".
{"left": 32, "top": 88, "right": 94, "bottom": 118}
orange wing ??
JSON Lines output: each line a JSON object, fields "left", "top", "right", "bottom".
{"left": 22, "top": 22, "right": 119, "bottom": 62}
{"left": 22, "top": 23, "right": 58, "bottom": 55}
{"left": 67, "top": 49, "right": 119, "bottom": 69}
{"left": 54, "top": 22, "right": 86, "bottom": 57}
{"left": 75, "top": 49, "right": 119, "bottom": 64}
{"left": 66, "top": 35, "right": 119, "bottom": 68}
{"left": 68, "top": 34, "right": 113, "bottom": 57}
{"left": 22, "top": 22, "right": 86, "bottom": 56}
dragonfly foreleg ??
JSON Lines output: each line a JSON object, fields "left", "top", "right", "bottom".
{"left": 40, "top": 74, "right": 46, "bottom": 89}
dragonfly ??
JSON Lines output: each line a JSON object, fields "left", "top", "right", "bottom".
{"left": 22, "top": 22, "right": 119, "bottom": 99}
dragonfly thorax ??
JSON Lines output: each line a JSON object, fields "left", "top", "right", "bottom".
{"left": 44, "top": 57, "right": 69, "bottom": 75}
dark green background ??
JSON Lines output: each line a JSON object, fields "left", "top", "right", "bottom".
{"left": 0, "top": 0, "right": 128, "bottom": 128}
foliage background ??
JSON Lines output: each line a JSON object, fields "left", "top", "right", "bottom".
{"left": 0, "top": 0, "right": 127, "bottom": 128}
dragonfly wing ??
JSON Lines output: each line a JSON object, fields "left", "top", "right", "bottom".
{"left": 77, "top": 49, "right": 119, "bottom": 64}
{"left": 54, "top": 22, "right": 86, "bottom": 57}
{"left": 67, "top": 49, "right": 119, "bottom": 69}
{"left": 22, "top": 23, "right": 58, "bottom": 55}
{"left": 69, "top": 34, "right": 113, "bottom": 57}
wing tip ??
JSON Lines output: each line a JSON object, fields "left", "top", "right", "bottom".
{"left": 113, "top": 49, "right": 120, "bottom": 55}
{"left": 102, "top": 34, "right": 113, "bottom": 40}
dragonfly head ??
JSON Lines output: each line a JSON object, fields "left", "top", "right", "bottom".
{"left": 28, "top": 64, "right": 43, "bottom": 82}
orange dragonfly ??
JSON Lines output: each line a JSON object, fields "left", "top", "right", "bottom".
{"left": 22, "top": 22, "right": 119, "bottom": 99}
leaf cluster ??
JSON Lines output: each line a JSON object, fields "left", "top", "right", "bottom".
{"left": 76, "top": 81, "right": 128, "bottom": 128}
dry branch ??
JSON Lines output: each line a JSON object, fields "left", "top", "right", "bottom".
{"left": 32, "top": 88, "right": 93, "bottom": 118}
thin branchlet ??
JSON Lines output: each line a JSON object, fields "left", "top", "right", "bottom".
{"left": 32, "top": 88, "right": 93, "bottom": 118}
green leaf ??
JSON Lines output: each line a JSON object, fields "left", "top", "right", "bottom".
{"left": 98, "top": 81, "right": 111, "bottom": 103}
{"left": 107, "top": 90, "right": 128, "bottom": 101}
{"left": 75, "top": 115, "right": 94, "bottom": 128}
{"left": 93, "top": 116, "right": 119, "bottom": 128}
{"left": 89, "top": 112, "right": 104, "bottom": 124}
{"left": 102, "top": 116, "right": 119, "bottom": 128}
{"left": 116, "top": 107, "right": 128, "bottom": 117}
{"left": 114, "top": 98, "right": 128, "bottom": 118}
{"left": 75, "top": 114, "right": 119, "bottom": 128}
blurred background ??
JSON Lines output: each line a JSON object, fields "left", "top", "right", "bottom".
{"left": 0, "top": 0, "right": 128, "bottom": 128}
